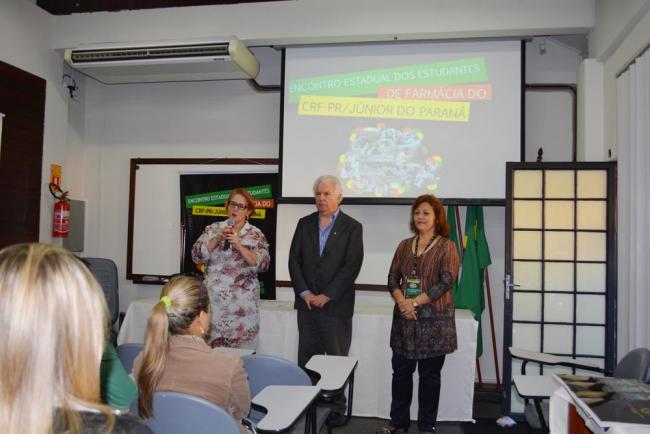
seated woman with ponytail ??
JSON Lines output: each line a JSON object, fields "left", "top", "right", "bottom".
{"left": 133, "top": 275, "right": 251, "bottom": 434}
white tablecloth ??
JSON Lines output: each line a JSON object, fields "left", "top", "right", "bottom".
{"left": 118, "top": 299, "right": 477, "bottom": 421}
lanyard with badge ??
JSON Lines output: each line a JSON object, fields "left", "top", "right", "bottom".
{"left": 405, "top": 235, "right": 437, "bottom": 298}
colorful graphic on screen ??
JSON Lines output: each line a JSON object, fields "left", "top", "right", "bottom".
{"left": 337, "top": 124, "right": 443, "bottom": 197}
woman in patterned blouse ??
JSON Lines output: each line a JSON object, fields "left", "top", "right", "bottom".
{"left": 191, "top": 188, "right": 271, "bottom": 349}
{"left": 380, "top": 194, "right": 460, "bottom": 434}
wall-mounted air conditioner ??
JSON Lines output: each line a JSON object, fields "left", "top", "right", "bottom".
{"left": 64, "top": 39, "right": 260, "bottom": 84}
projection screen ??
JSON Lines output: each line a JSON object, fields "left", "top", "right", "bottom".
{"left": 281, "top": 40, "right": 523, "bottom": 202}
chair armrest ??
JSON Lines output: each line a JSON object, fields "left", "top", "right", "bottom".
{"left": 242, "top": 417, "right": 257, "bottom": 434}
{"left": 509, "top": 347, "right": 603, "bottom": 374}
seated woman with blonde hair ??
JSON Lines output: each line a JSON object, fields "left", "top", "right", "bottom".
{"left": 0, "top": 243, "right": 151, "bottom": 434}
{"left": 134, "top": 275, "right": 251, "bottom": 434}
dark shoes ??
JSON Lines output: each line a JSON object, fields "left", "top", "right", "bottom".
{"left": 375, "top": 425, "right": 408, "bottom": 434}
{"left": 327, "top": 412, "right": 347, "bottom": 427}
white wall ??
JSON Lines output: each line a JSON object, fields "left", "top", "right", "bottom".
{"left": 526, "top": 37, "right": 583, "bottom": 162}
{"left": 0, "top": 0, "right": 71, "bottom": 244}
{"left": 590, "top": 0, "right": 650, "bottom": 157}
{"left": 79, "top": 78, "right": 279, "bottom": 307}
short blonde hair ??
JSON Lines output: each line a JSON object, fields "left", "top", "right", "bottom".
{"left": 0, "top": 243, "right": 111, "bottom": 434}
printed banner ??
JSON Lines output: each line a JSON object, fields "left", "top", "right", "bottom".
{"left": 180, "top": 173, "right": 278, "bottom": 299}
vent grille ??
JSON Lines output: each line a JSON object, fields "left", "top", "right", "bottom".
{"left": 70, "top": 43, "right": 230, "bottom": 63}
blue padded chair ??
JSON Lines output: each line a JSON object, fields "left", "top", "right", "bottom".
{"left": 613, "top": 347, "right": 650, "bottom": 380}
{"left": 242, "top": 354, "right": 331, "bottom": 434}
{"left": 140, "top": 392, "right": 242, "bottom": 434}
{"left": 116, "top": 342, "right": 144, "bottom": 374}
{"left": 84, "top": 257, "right": 119, "bottom": 326}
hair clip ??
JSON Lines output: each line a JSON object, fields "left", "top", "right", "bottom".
{"left": 160, "top": 295, "right": 172, "bottom": 308}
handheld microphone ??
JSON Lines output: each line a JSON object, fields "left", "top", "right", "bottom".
{"left": 223, "top": 218, "right": 235, "bottom": 250}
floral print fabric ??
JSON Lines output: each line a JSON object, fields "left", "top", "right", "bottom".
{"left": 192, "top": 220, "right": 270, "bottom": 349}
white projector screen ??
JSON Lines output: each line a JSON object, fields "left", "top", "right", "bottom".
{"left": 281, "top": 40, "right": 523, "bottom": 201}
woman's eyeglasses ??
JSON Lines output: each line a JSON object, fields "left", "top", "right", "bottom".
{"left": 228, "top": 201, "right": 247, "bottom": 210}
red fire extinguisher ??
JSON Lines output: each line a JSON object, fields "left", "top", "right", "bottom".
{"left": 50, "top": 183, "right": 70, "bottom": 238}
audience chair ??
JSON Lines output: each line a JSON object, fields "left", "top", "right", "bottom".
{"left": 510, "top": 346, "right": 650, "bottom": 433}
{"left": 139, "top": 391, "right": 247, "bottom": 434}
{"left": 84, "top": 257, "right": 119, "bottom": 326}
{"left": 242, "top": 354, "right": 331, "bottom": 434}
{"left": 116, "top": 342, "right": 144, "bottom": 374}
{"left": 612, "top": 347, "right": 650, "bottom": 380}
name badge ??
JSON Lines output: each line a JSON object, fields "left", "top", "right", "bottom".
{"left": 405, "top": 275, "right": 422, "bottom": 298}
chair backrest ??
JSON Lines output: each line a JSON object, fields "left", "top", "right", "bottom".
{"left": 84, "top": 257, "right": 119, "bottom": 325}
{"left": 241, "top": 354, "right": 311, "bottom": 420}
{"left": 141, "top": 391, "right": 241, "bottom": 434}
{"left": 613, "top": 347, "right": 650, "bottom": 380}
{"left": 116, "top": 342, "right": 144, "bottom": 374}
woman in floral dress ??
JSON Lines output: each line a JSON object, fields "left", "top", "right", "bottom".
{"left": 192, "top": 188, "right": 270, "bottom": 349}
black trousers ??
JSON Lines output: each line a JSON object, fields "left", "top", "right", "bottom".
{"left": 297, "top": 309, "right": 352, "bottom": 415}
{"left": 297, "top": 309, "right": 352, "bottom": 367}
{"left": 389, "top": 351, "right": 446, "bottom": 432}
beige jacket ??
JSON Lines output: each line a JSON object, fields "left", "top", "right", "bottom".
{"left": 134, "top": 335, "right": 250, "bottom": 433}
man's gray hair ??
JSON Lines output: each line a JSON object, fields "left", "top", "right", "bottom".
{"left": 313, "top": 175, "right": 343, "bottom": 196}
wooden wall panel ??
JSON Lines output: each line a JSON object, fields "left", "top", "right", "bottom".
{"left": 0, "top": 61, "right": 46, "bottom": 248}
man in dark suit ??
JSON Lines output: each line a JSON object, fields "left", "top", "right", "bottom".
{"left": 289, "top": 175, "right": 364, "bottom": 370}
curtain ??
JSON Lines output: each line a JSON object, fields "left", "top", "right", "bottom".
{"left": 617, "top": 48, "right": 650, "bottom": 357}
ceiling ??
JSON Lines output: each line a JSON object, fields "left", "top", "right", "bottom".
{"left": 36, "top": 0, "right": 282, "bottom": 15}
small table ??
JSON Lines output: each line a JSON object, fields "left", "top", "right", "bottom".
{"left": 252, "top": 385, "right": 320, "bottom": 434}
{"left": 509, "top": 347, "right": 602, "bottom": 373}
{"left": 305, "top": 355, "right": 358, "bottom": 426}
{"left": 513, "top": 374, "right": 561, "bottom": 432}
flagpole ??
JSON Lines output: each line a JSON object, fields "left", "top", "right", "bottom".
{"left": 454, "top": 206, "right": 464, "bottom": 259}
{"left": 484, "top": 268, "right": 501, "bottom": 389}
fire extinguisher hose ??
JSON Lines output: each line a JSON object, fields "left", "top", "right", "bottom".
{"left": 49, "top": 183, "right": 69, "bottom": 202}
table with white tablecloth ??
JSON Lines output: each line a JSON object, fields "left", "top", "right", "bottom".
{"left": 118, "top": 299, "right": 477, "bottom": 421}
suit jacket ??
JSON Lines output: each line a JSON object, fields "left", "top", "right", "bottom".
{"left": 289, "top": 210, "right": 363, "bottom": 318}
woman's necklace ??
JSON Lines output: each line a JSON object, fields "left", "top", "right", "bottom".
{"left": 414, "top": 233, "right": 437, "bottom": 257}
{"left": 412, "top": 234, "right": 437, "bottom": 273}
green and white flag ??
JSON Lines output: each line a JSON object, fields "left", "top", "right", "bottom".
{"left": 451, "top": 206, "right": 491, "bottom": 357}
